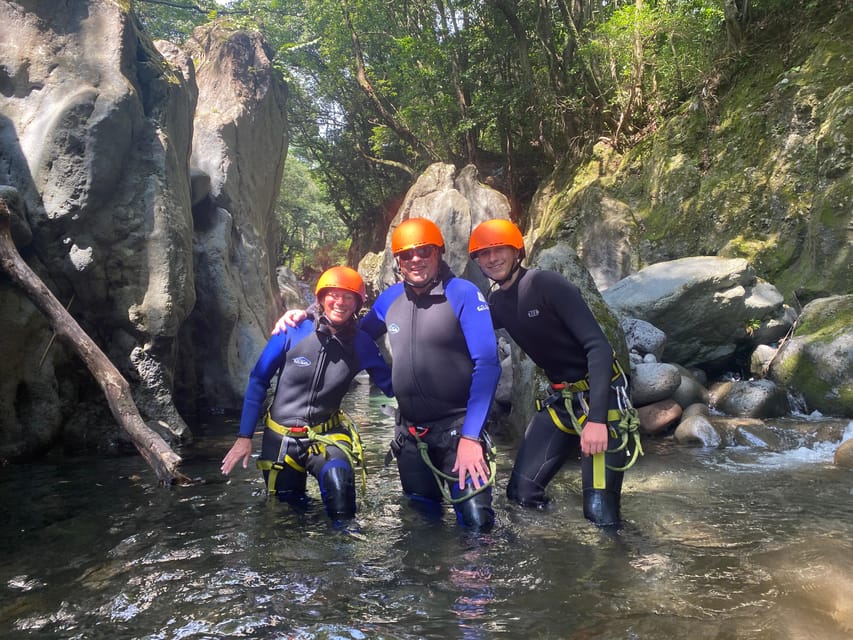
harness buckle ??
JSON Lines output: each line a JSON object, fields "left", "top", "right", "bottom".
{"left": 408, "top": 425, "right": 429, "bottom": 438}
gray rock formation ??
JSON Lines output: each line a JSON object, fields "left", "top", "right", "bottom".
{"left": 710, "top": 379, "right": 790, "bottom": 418}
{"left": 379, "top": 163, "right": 512, "bottom": 293}
{"left": 0, "top": 3, "right": 287, "bottom": 458}
{"left": 602, "top": 256, "right": 794, "bottom": 368}
{"left": 0, "top": 1, "right": 197, "bottom": 455}
{"left": 178, "top": 22, "right": 288, "bottom": 412}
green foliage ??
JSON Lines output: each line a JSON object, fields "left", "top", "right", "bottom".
{"left": 134, "top": 0, "right": 820, "bottom": 263}
{"left": 276, "top": 155, "right": 349, "bottom": 278}
{"left": 132, "top": 0, "right": 217, "bottom": 41}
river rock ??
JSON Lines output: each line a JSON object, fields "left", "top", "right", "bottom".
{"left": 834, "top": 437, "right": 853, "bottom": 469}
{"left": 710, "top": 379, "right": 790, "bottom": 418}
{"left": 733, "top": 423, "right": 786, "bottom": 450}
{"left": 621, "top": 318, "right": 667, "bottom": 360}
{"left": 682, "top": 403, "right": 711, "bottom": 419}
{"left": 674, "top": 414, "right": 722, "bottom": 447}
{"left": 602, "top": 256, "right": 791, "bottom": 369}
{"left": 670, "top": 364, "right": 710, "bottom": 408}
{"left": 768, "top": 295, "right": 853, "bottom": 418}
{"left": 749, "top": 344, "right": 779, "bottom": 378}
{"left": 637, "top": 399, "right": 682, "bottom": 435}
{"left": 630, "top": 362, "right": 682, "bottom": 406}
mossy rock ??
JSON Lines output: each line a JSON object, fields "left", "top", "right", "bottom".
{"left": 769, "top": 295, "right": 853, "bottom": 417}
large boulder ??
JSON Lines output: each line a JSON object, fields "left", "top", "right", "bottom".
{"left": 603, "top": 257, "right": 794, "bottom": 369}
{"left": 769, "top": 295, "right": 853, "bottom": 417}
{"left": 379, "top": 163, "right": 512, "bottom": 292}
{"left": 0, "top": 0, "right": 196, "bottom": 455}
{"left": 710, "top": 379, "right": 791, "bottom": 418}
{"left": 172, "top": 22, "right": 288, "bottom": 413}
{"left": 0, "top": 3, "right": 288, "bottom": 458}
{"left": 525, "top": 158, "right": 634, "bottom": 291}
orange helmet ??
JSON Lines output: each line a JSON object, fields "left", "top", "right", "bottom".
{"left": 469, "top": 219, "right": 524, "bottom": 258}
{"left": 315, "top": 266, "right": 366, "bottom": 308}
{"left": 391, "top": 218, "right": 445, "bottom": 255}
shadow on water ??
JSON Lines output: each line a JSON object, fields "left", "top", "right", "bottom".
{"left": 1, "top": 379, "right": 852, "bottom": 639}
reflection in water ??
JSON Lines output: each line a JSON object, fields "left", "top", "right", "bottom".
{"left": 0, "top": 382, "right": 851, "bottom": 639}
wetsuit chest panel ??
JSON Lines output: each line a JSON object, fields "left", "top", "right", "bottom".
{"left": 490, "top": 269, "right": 607, "bottom": 383}
{"left": 269, "top": 330, "right": 359, "bottom": 426}
{"left": 384, "top": 287, "right": 473, "bottom": 423}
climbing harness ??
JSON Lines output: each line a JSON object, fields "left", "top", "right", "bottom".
{"left": 381, "top": 405, "right": 497, "bottom": 504}
{"left": 408, "top": 425, "right": 497, "bottom": 505}
{"left": 537, "top": 357, "right": 644, "bottom": 479}
{"left": 256, "top": 410, "right": 366, "bottom": 495}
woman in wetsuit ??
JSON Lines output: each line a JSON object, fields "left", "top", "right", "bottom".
{"left": 221, "top": 266, "right": 393, "bottom": 522}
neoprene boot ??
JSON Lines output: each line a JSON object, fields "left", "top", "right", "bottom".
{"left": 583, "top": 488, "right": 621, "bottom": 528}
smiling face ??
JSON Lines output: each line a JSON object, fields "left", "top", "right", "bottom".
{"left": 474, "top": 245, "right": 520, "bottom": 287}
{"left": 396, "top": 244, "right": 441, "bottom": 291}
{"left": 320, "top": 287, "right": 359, "bottom": 325}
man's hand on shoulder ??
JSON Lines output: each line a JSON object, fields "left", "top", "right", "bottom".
{"left": 272, "top": 309, "right": 308, "bottom": 335}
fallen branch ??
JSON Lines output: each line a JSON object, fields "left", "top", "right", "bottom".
{"left": 0, "top": 196, "right": 190, "bottom": 485}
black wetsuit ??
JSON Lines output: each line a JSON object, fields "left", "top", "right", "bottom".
{"left": 238, "top": 316, "right": 393, "bottom": 520}
{"left": 362, "top": 262, "right": 501, "bottom": 530}
{"left": 488, "top": 267, "right": 628, "bottom": 527}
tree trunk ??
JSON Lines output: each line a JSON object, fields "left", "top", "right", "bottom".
{"left": 0, "top": 196, "right": 190, "bottom": 485}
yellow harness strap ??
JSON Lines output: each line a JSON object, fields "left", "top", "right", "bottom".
{"left": 256, "top": 411, "right": 366, "bottom": 495}
{"left": 541, "top": 356, "right": 644, "bottom": 484}
{"left": 265, "top": 411, "right": 345, "bottom": 436}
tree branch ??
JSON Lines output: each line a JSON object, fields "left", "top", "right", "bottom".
{"left": 0, "top": 195, "right": 190, "bottom": 486}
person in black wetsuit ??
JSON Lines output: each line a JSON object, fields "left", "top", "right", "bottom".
{"left": 276, "top": 218, "right": 501, "bottom": 531}
{"left": 221, "top": 266, "right": 393, "bottom": 523}
{"left": 469, "top": 219, "right": 635, "bottom": 528}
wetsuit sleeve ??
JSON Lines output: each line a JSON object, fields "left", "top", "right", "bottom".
{"left": 358, "top": 285, "right": 395, "bottom": 341}
{"left": 237, "top": 322, "right": 303, "bottom": 437}
{"left": 546, "top": 273, "right": 614, "bottom": 424}
{"left": 355, "top": 332, "right": 394, "bottom": 397}
{"left": 449, "top": 281, "right": 501, "bottom": 439}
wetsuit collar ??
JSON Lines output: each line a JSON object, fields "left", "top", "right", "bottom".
{"left": 316, "top": 313, "right": 357, "bottom": 341}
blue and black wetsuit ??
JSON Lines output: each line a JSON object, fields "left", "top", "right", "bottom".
{"left": 488, "top": 267, "right": 628, "bottom": 527}
{"left": 362, "top": 262, "right": 501, "bottom": 530}
{"left": 238, "top": 316, "right": 393, "bottom": 520}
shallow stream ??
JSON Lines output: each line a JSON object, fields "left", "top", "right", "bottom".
{"left": 1, "top": 382, "right": 851, "bottom": 639}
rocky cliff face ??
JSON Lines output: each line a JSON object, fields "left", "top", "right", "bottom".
{"left": 0, "top": 1, "right": 286, "bottom": 458}
{"left": 529, "top": 4, "right": 851, "bottom": 302}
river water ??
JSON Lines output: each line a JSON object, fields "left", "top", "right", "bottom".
{"left": 1, "top": 381, "right": 852, "bottom": 640}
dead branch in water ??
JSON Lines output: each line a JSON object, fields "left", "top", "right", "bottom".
{"left": 0, "top": 196, "right": 190, "bottom": 485}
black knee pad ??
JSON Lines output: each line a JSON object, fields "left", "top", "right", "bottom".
{"left": 319, "top": 460, "right": 356, "bottom": 520}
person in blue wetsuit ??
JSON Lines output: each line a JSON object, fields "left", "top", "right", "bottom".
{"left": 469, "top": 219, "right": 639, "bottom": 528}
{"left": 277, "top": 218, "right": 501, "bottom": 531}
{"left": 221, "top": 266, "right": 393, "bottom": 522}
